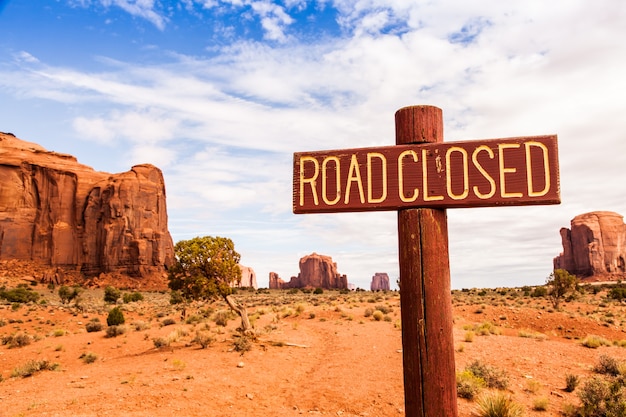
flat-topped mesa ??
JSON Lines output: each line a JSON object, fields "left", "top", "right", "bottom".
{"left": 0, "top": 132, "right": 174, "bottom": 284}
{"left": 269, "top": 253, "right": 348, "bottom": 289}
{"left": 554, "top": 211, "right": 626, "bottom": 280}
{"left": 371, "top": 272, "right": 390, "bottom": 291}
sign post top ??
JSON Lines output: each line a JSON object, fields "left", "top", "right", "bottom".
{"left": 293, "top": 135, "right": 560, "bottom": 214}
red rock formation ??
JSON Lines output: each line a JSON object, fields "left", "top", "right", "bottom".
{"left": 270, "top": 253, "right": 348, "bottom": 289}
{"left": 554, "top": 211, "right": 626, "bottom": 279}
{"left": 370, "top": 272, "right": 390, "bottom": 291}
{"left": 0, "top": 132, "right": 174, "bottom": 284}
{"left": 268, "top": 271, "right": 285, "bottom": 289}
{"left": 235, "top": 264, "right": 258, "bottom": 289}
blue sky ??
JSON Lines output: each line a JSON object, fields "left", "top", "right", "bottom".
{"left": 1, "top": 0, "right": 625, "bottom": 290}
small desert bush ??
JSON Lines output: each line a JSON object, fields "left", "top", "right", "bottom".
{"left": 532, "top": 397, "right": 549, "bottom": 411}
{"left": 565, "top": 374, "right": 580, "bottom": 392}
{"left": 375, "top": 304, "right": 392, "bottom": 314}
{"left": 107, "top": 306, "right": 125, "bottom": 326}
{"left": 464, "top": 331, "right": 475, "bottom": 342}
{"left": 2, "top": 333, "right": 31, "bottom": 349}
{"left": 11, "top": 359, "right": 59, "bottom": 378}
{"left": 133, "top": 321, "right": 150, "bottom": 331}
{"left": 58, "top": 285, "right": 81, "bottom": 304}
{"left": 581, "top": 335, "right": 612, "bottom": 349}
{"left": 372, "top": 310, "right": 384, "bottom": 321}
{"left": 105, "top": 325, "right": 126, "bottom": 338}
{"left": 214, "top": 310, "right": 231, "bottom": 327}
{"left": 233, "top": 334, "right": 252, "bottom": 353}
{"left": 456, "top": 370, "right": 485, "bottom": 399}
{"left": 153, "top": 337, "right": 170, "bottom": 348}
{"left": 0, "top": 286, "right": 40, "bottom": 303}
{"left": 465, "top": 360, "right": 509, "bottom": 390}
{"left": 192, "top": 331, "right": 215, "bottom": 349}
{"left": 475, "top": 392, "right": 523, "bottom": 417}
{"left": 364, "top": 307, "right": 374, "bottom": 317}
{"left": 576, "top": 376, "right": 626, "bottom": 417}
{"left": 123, "top": 291, "right": 144, "bottom": 303}
{"left": 161, "top": 317, "right": 176, "bottom": 326}
{"left": 593, "top": 354, "right": 621, "bottom": 376}
{"left": 80, "top": 352, "right": 98, "bottom": 364}
{"left": 85, "top": 318, "right": 103, "bottom": 333}
{"left": 104, "top": 286, "right": 121, "bottom": 304}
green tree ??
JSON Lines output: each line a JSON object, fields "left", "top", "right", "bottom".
{"left": 546, "top": 269, "right": 578, "bottom": 309}
{"left": 167, "top": 236, "right": 252, "bottom": 334}
{"left": 104, "top": 286, "right": 121, "bottom": 304}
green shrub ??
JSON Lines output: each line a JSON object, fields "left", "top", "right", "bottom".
{"left": 0, "top": 287, "right": 40, "bottom": 303}
{"left": 609, "top": 287, "right": 626, "bottom": 301}
{"left": 58, "top": 286, "right": 80, "bottom": 304}
{"left": 456, "top": 370, "right": 485, "bottom": 399}
{"left": 531, "top": 286, "right": 547, "bottom": 297}
{"left": 104, "top": 286, "right": 121, "bottom": 304}
{"left": 169, "top": 290, "right": 184, "bottom": 305}
{"left": 578, "top": 377, "right": 610, "bottom": 417}
{"left": 466, "top": 360, "right": 509, "bottom": 390}
{"left": 123, "top": 292, "right": 144, "bottom": 303}
{"left": 475, "top": 392, "right": 523, "bottom": 417}
{"left": 85, "top": 318, "right": 103, "bottom": 333}
{"left": 107, "top": 307, "right": 125, "bottom": 326}
{"left": 313, "top": 287, "right": 324, "bottom": 294}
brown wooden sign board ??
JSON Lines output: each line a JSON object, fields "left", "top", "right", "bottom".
{"left": 293, "top": 135, "right": 559, "bottom": 214}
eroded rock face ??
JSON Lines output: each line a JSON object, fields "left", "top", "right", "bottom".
{"left": 236, "top": 265, "right": 258, "bottom": 289}
{"left": 370, "top": 272, "right": 390, "bottom": 291}
{"left": 554, "top": 211, "right": 626, "bottom": 279}
{"left": 269, "top": 253, "right": 348, "bottom": 289}
{"left": 0, "top": 132, "right": 174, "bottom": 283}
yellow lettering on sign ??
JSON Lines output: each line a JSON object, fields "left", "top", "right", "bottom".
{"left": 344, "top": 154, "right": 365, "bottom": 204}
{"left": 524, "top": 141, "right": 551, "bottom": 197}
{"left": 299, "top": 156, "right": 319, "bottom": 206}
{"left": 498, "top": 143, "right": 523, "bottom": 198}
{"left": 422, "top": 149, "right": 444, "bottom": 201}
{"left": 471, "top": 145, "right": 496, "bottom": 199}
{"left": 321, "top": 156, "right": 341, "bottom": 205}
{"left": 367, "top": 152, "right": 387, "bottom": 203}
{"left": 398, "top": 150, "right": 419, "bottom": 202}
{"left": 445, "top": 146, "right": 469, "bottom": 200}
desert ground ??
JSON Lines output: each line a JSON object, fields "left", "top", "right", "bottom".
{"left": 2, "top": 279, "right": 626, "bottom": 417}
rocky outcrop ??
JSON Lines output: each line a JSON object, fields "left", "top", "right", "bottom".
{"left": 236, "top": 264, "right": 257, "bottom": 289}
{"left": 554, "top": 211, "right": 626, "bottom": 279}
{"left": 268, "top": 271, "right": 285, "bottom": 289}
{"left": 370, "top": 272, "right": 390, "bottom": 291}
{"left": 269, "top": 253, "right": 348, "bottom": 289}
{"left": 0, "top": 132, "right": 174, "bottom": 284}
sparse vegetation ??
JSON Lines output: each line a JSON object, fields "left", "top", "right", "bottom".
{"left": 11, "top": 360, "right": 59, "bottom": 378}
{"left": 104, "top": 286, "right": 121, "bottom": 304}
{"left": 107, "top": 306, "right": 125, "bottom": 326}
{"left": 475, "top": 392, "right": 523, "bottom": 417}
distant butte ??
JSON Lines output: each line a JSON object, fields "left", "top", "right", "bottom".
{"left": 0, "top": 131, "right": 174, "bottom": 288}
{"left": 554, "top": 211, "right": 626, "bottom": 281}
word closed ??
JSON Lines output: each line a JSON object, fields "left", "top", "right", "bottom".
{"left": 293, "top": 135, "right": 560, "bottom": 214}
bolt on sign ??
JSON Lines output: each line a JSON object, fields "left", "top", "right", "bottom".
{"left": 293, "top": 135, "right": 559, "bottom": 214}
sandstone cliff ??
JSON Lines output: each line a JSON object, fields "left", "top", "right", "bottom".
{"left": 0, "top": 132, "right": 174, "bottom": 286}
{"left": 269, "top": 253, "right": 348, "bottom": 289}
{"left": 370, "top": 272, "right": 390, "bottom": 291}
{"left": 554, "top": 211, "right": 626, "bottom": 279}
{"left": 236, "top": 264, "right": 258, "bottom": 289}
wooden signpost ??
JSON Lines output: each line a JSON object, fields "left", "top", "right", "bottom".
{"left": 292, "top": 105, "right": 560, "bottom": 417}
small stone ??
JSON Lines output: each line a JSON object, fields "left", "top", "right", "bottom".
{"left": 237, "top": 361, "right": 245, "bottom": 368}
{"left": 246, "top": 393, "right": 254, "bottom": 400}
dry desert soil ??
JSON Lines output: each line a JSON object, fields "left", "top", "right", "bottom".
{"left": 2, "top": 281, "right": 626, "bottom": 417}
